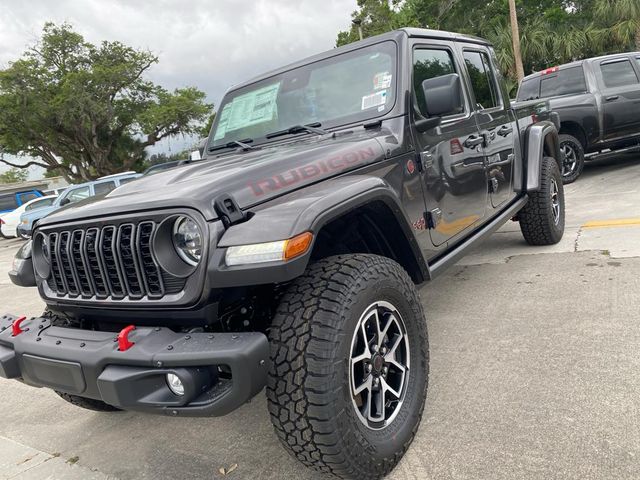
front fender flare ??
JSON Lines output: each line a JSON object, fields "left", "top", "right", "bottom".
{"left": 525, "top": 121, "right": 561, "bottom": 192}
{"left": 209, "top": 176, "right": 429, "bottom": 288}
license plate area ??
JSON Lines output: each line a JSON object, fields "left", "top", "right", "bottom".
{"left": 21, "top": 354, "right": 86, "bottom": 394}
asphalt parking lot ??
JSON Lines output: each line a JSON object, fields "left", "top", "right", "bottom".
{"left": 1, "top": 153, "right": 639, "bottom": 480}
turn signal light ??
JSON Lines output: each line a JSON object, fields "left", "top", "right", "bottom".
{"left": 284, "top": 232, "right": 313, "bottom": 260}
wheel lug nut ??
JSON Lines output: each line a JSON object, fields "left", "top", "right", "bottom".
{"left": 367, "top": 364, "right": 373, "bottom": 372}
{"left": 372, "top": 345, "right": 378, "bottom": 353}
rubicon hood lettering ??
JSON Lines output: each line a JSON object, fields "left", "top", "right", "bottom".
{"left": 249, "top": 147, "right": 376, "bottom": 196}
{"left": 38, "top": 134, "right": 386, "bottom": 225}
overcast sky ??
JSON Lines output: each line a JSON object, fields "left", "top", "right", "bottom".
{"left": 0, "top": 0, "right": 357, "bottom": 178}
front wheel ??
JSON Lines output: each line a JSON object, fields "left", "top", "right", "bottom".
{"left": 267, "top": 254, "right": 428, "bottom": 479}
{"left": 519, "top": 156, "right": 565, "bottom": 245}
{"left": 17, "top": 229, "right": 30, "bottom": 240}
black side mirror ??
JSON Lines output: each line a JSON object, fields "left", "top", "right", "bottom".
{"left": 59, "top": 198, "right": 70, "bottom": 206}
{"left": 422, "top": 73, "right": 463, "bottom": 118}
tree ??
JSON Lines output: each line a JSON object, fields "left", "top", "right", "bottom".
{"left": 335, "top": 0, "right": 631, "bottom": 95}
{"left": 0, "top": 23, "right": 213, "bottom": 182}
{"left": 508, "top": 0, "right": 525, "bottom": 81}
{"left": 596, "top": 0, "right": 640, "bottom": 49}
{"left": 0, "top": 167, "right": 29, "bottom": 184}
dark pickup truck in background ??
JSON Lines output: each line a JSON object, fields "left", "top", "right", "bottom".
{"left": 516, "top": 52, "right": 640, "bottom": 183}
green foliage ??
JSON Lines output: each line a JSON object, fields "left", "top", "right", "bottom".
{"left": 0, "top": 167, "right": 29, "bottom": 184}
{"left": 336, "top": 0, "right": 640, "bottom": 95}
{"left": 0, "top": 23, "right": 214, "bottom": 182}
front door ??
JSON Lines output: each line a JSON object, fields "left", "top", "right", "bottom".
{"left": 461, "top": 47, "right": 516, "bottom": 208}
{"left": 411, "top": 43, "right": 488, "bottom": 247}
{"left": 598, "top": 56, "right": 640, "bottom": 142}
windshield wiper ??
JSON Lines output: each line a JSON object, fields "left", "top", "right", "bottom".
{"left": 266, "top": 123, "right": 328, "bottom": 139}
{"left": 209, "top": 139, "right": 256, "bottom": 152}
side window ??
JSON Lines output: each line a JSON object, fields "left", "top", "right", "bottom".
{"left": 118, "top": 177, "right": 137, "bottom": 185}
{"left": 25, "top": 198, "right": 55, "bottom": 211}
{"left": 517, "top": 78, "right": 540, "bottom": 101}
{"left": 601, "top": 59, "right": 639, "bottom": 88}
{"left": 413, "top": 48, "right": 462, "bottom": 117}
{"left": 94, "top": 181, "right": 116, "bottom": 196}
{"left": 65, "top": 186, "right": 91, "bottom": 204}
{"left": 19, "top": 192, "right": 39, "bottom": 204}
{"left": 463, "top": 50, "right": 500, "bottom": 110}
{"left": 0, "top": 194, "right": 17, "bottom": 212}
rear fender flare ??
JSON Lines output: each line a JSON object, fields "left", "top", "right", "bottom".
{"left": 525, "top": 121, "right": 561, "bottom": 192}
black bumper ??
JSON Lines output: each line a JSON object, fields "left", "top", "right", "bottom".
{"left": 0, "top": 314, "right": 269, "bottom": 417}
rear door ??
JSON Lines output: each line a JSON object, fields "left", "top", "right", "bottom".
{"left": 597, "top": 56, "right": 640, "bottom": 141}
{"left": 410, "top": 41, "right": 488, "bottom": 247}
{"left": 461, "top": 46, "right": 516, "bottom": 208}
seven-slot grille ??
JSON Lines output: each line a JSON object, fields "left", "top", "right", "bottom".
{"left": 46, "top": 222, "right": 169, "bottom": 300}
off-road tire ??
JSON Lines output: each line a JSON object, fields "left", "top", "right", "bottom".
{"left": 519, "top": 156, "right": 565, "bottom": 245}
{"left": 41, "top": 309, "right": 121, "bottom": 412}
{"left": 559, "top": 133, "right": 584, "bottom": 184}
{"left": 267, "top": 254, "right": 428, "bottom": 479}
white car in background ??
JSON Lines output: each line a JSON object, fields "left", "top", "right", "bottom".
{"left": 0, "top": 195, "right": 57, "bottom": 239}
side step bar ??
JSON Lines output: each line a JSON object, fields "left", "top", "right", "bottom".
{"left": 428, "top": 196, "right": 528, "bottom": 279}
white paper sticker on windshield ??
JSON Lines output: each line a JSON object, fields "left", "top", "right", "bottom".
{"left": 373, "top": 72, "right": 392, "bottom": 90}
{"left": 213, "top": 103, "right": 232, "bottom": 141}
{"left": 214, "top": 83, "right": 280, "bottom": 140}
{"left": 361, "top": 90, "right": 387, "bottom": 110}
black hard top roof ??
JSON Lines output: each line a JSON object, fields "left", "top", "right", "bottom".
{"left": 230, "top": 28, "right": 491, "bottom": 92}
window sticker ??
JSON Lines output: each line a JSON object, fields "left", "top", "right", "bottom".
{"left": 214, "top": 83, "right": 280, "bottom": 140}
{"left": 213, "top": 103, "right": 232, "bottom": 141}
{"left": 373, "top": 72, "right": 392, "bottom": 90}
{"left": 361, "top": 90, "right": 388, "bottom": 110}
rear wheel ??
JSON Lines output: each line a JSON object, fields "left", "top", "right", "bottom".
{"left": 519, "top": 156, "right": 565, "bottom": 245}
{"left": 267, "top": 254, "right": 428, "bottom": 479}
{"left": 559, "top": 134, "right": 585, "bottom": 184}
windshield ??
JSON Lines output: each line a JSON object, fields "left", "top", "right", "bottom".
{"left": 209, "top": 41, "right": 397, "bottom": 148}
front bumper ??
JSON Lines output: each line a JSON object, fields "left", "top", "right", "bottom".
{"left": 16, "top": 225, "right": 31, "bottom": 238}
{"left": 0, "top": 314, "right": 269, "bottom": 417}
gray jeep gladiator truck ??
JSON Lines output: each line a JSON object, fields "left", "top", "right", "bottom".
{"left": 3, "top": 29, "right": 565, "bottom": 479}
{"left": 516, "top": 52, "right": 640, "bottom": 183}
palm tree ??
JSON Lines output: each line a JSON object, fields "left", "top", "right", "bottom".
{"left": 596, "top": 0, "right": 640, "bottom": 50}
{"left": 508, "top": 0, "right": 525, "bottom": 81}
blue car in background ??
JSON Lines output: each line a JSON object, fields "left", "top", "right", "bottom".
{"left": 17, "top": 172, "right": 140, "bottom": 238}
{"left": 0, "top": 188, "right": 44, "bottom": 215}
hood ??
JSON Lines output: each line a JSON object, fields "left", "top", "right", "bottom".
{"left": 40, "top": 129, "right": 388, "bottom": 226}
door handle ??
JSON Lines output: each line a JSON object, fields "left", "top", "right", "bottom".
{"left": 606, "top": 95, "right": 619, "bottom": 102}
{"left": 464, "top": 135, "right": 484, "bottom": 148}
{"left": 497, "top": 125, "right": 513, "bottom": 137}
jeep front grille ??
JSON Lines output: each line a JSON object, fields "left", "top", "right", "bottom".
{"left": 46, "top": 222, "right": 183, "bottom": 300}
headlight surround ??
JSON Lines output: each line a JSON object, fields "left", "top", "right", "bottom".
{"left": 172, "top": 216, "right": 202, "bottom": 266}
{"left": 225, "top": 232, "right": 313, "bottom": 266}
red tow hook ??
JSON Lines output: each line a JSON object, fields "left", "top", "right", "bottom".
{"left": 117, "top": 325, "right": 136, "bottom": 351}
{"left": 11, "top": 316, "right": 27, "bottom": 336}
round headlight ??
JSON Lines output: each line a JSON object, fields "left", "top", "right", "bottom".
{"left": 172, "top": 216, "right": 202, "bottom": 266}
{"left": 40, "top": 234, "right": 50, "bottom": 262}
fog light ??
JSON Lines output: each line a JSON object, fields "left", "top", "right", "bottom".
{"left": 166, "top": 373, "right": 185, "bottom": 396}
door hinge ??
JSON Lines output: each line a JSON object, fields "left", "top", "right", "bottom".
{"left": 425, "top": 208, "right": 442, "bottom": 229}
{"left": 415, "top": 152, "right": 434, "bottom": 172}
